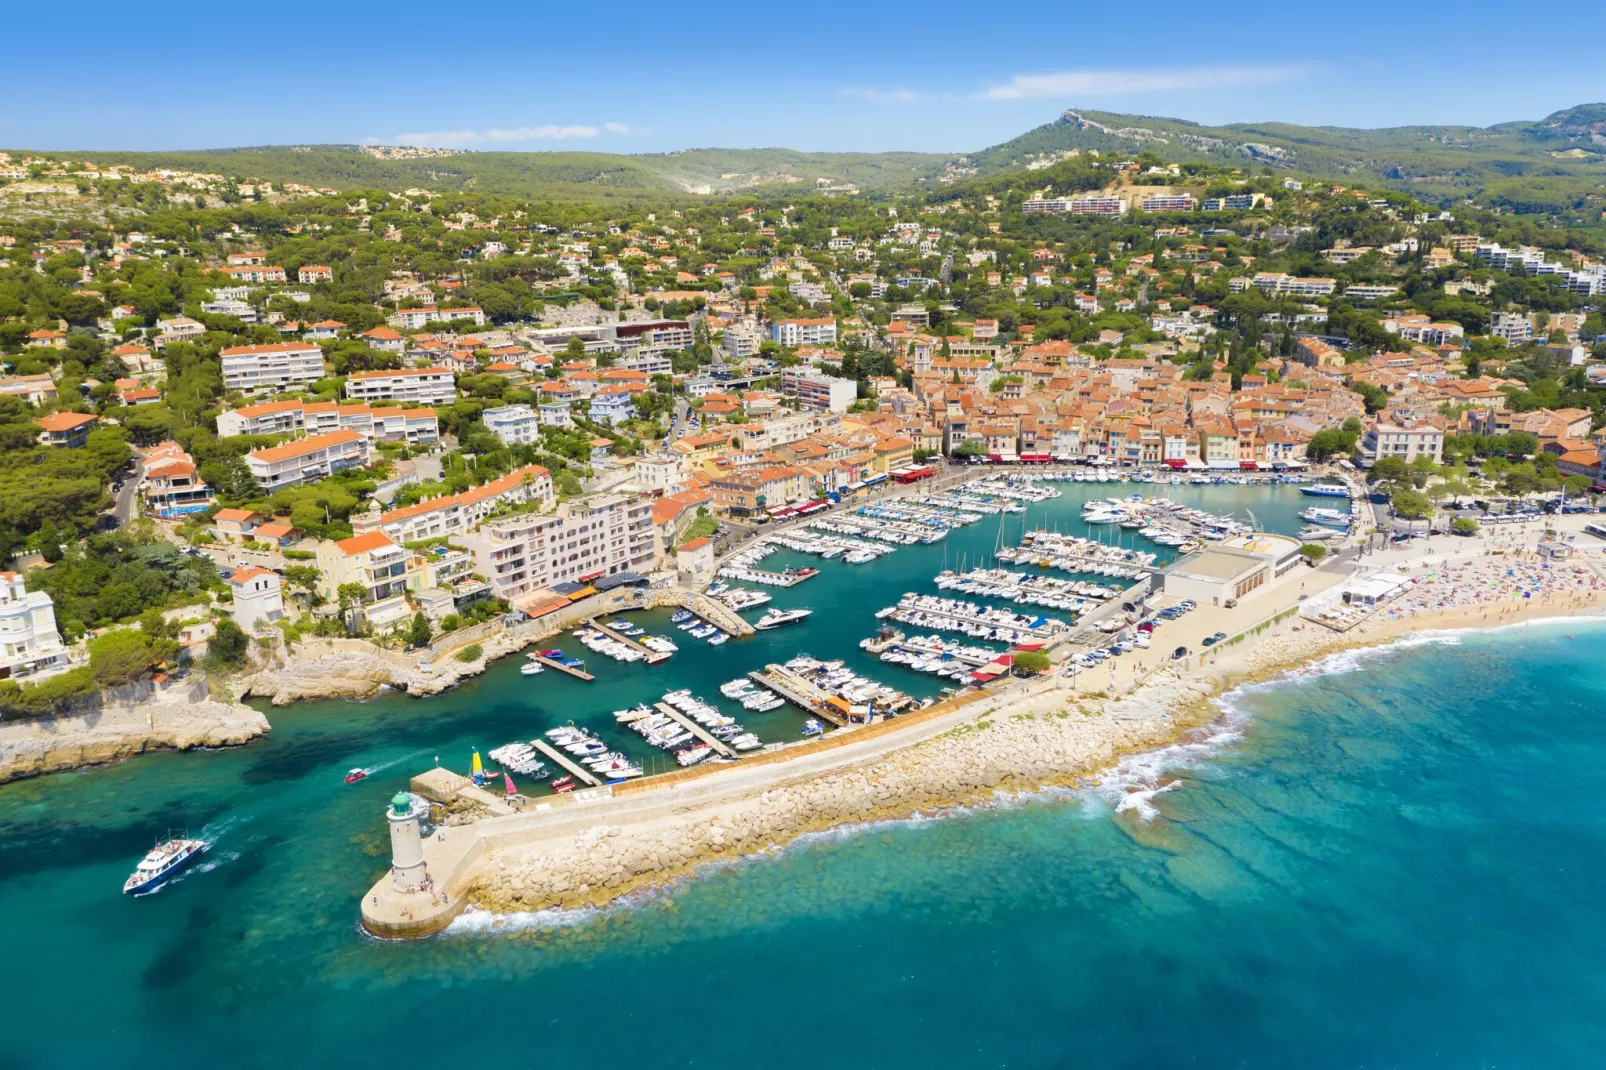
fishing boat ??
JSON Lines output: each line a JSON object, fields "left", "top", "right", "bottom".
{"left": 755, "top": 607, "right": 813, "bottom": 630}
{"left": 801, "top": 719, "right": 825, "bottom": 737}
{"left": 344, "top": 767, "right": 370, "bottom": 784}
{"left": 123, "top": 836, "right": 206, "bottom": 896}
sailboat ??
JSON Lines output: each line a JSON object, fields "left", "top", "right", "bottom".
{"left": 504, "top": 772, "right": 517, "bottom": 798}
{"left": 471, "top": 749, "right": 484, "bottom": 786}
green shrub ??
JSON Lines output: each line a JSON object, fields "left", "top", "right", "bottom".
{"left": 454, "top": 643, "right": 483, "bottom": 663}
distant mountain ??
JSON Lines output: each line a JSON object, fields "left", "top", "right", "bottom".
{"left": 47, "top": 144, "right": 949, "bottom": 202}
{"left": 964, "top": 105, "right": 1606, "bottom": 218}
{"left": 20, "top": 103, "right": 1606, "bottom": 220}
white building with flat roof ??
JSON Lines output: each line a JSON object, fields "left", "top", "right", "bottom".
{"left": 0, "top": 570, "right": 70, "bottom": 681}
{"left": 1360, "top": 421, "right": 1444, "bottom": 466}
{"left": 462, "top": 493, "right": 656, "bottom": 603}
{"left": 779, "top": 368, "right": 857, "bottom": 413}
{"left": 483, "top": 405, "right": 543, "bottom": 446}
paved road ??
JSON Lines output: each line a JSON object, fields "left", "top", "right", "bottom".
{"left": 106, "top": 455, "right": 143, "bottom": 528}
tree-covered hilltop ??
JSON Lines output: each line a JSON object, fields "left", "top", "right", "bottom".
{"left": 964, "top": 104, "right": 1606, "bottom": 228}
{"left": 22, "top": 145, "right": 951, "bottom": 202}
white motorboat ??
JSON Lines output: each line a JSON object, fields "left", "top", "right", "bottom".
{"left": 676, "top": 744, "right": 713, "bottom": 767}
{"left": 520, "top": 662, "right": 545, "bottom": 675}
{"left": 755, "top": 607, "right": 813, "bottom": 630}
{"left": 123, "top": 836, "right": 206, "bottom": 895}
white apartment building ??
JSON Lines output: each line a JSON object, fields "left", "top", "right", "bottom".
{"left": 0, "top": 571, "right": 70, "bottom": 681}
{"left": 344, "top": 367, "right": 456, "bottom": 405}
{"left": 722, "top": 322, "right": 763, "bottom": 360}
{"left": 1139, "top": 195, "right": 1197, "bottom": 212}
{"left": 1361, "top": 421, "right": 1445, "bottom": 466}
{"left": 1252, "top": 273, "right": 1337, "bottom": 297}
{"left": 246, "top": 429, "right": 371, "bottom": 490}
{"left": 462, "top": 493, "right": 656, "bottom": 603}
{"left": 483, "top": 405, "right": 543, "bottom": 445}
{"left": 619, "top": 351, "right": 673, "bottom": 376}
{"left": 201, "top": 298, "right": 259, "bottom": 322}
{"left": 217, "top": 400, "right": 438, "bottom": 445}
{"left": 769, "top": 317, "right": 837, "bottom": 347}
{"left": 1489, "top": 312, "right": 1533, "bottom": 344}
{"left": 227, "top": 566, "right": 284, "bottom": 631}
{"left": 220, "top": 342, "right": 326, "bottom": 392}
{"left": 538, "top": 403, "right": 575, "bottom": 428}
{"left": 779, "top": 368, "right": 857, "bottom": 413}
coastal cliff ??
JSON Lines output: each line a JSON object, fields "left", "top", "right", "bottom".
{"left": 0, "top": 677, "right": 270, "bottom": 783}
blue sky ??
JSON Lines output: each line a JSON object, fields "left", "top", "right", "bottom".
{"left": 5, "top": 0, "right": 1605, "bottom": 155}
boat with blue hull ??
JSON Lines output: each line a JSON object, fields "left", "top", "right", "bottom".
{"left": 123, "top": 836, "right": 206, "bottom": 896}
{"left": 1300, "top": 483, "right": 1351, "bottom": 498}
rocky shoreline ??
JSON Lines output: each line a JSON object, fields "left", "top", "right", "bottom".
{"left": 0, "top": 677, "right": 270, "bottom": 784}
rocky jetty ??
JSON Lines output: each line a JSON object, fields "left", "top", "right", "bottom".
{"left": 468, "top": 679, "right": 1198, "bottom": 915}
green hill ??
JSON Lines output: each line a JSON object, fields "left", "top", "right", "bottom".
{"left": 967, "top": 105, "right": 1606, "bottom": 220}
{"left": 44, "top": 144, "right": 949, "bottom": 202}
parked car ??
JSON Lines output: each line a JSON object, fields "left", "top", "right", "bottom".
{"left": 1171, "top": 646, "right": 1189, "bottom": 660}
{"left": 1202, "top": 631, "right": 1228, "bottom": 647}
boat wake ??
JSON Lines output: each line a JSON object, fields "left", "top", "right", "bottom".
{"left": 361, "top": 749, "right": 432, "bottom": 778}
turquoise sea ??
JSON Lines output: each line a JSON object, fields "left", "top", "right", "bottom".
{"left": 6, "top": 484, "right": 1605, "bottom": 1067}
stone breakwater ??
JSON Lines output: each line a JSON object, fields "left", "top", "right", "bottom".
{"left": 0, "top": 685, "right": 270, "bottom": 783}
{"left": 467, "top": 678, "right": 1206, "bottom": 916}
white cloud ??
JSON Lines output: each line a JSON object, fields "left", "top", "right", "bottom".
{"left": 390, "top": 123, "right": 611, "bottom": 147}
{"left": 839, "top": 86, "right": 941, "bottom": 104}
{"left": 604, "top": 122, "right": 633, "bottom": 134}
{"left": 978, "top": 64, "right": 1311, "bottom": 101}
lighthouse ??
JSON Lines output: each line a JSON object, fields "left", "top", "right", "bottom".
{"left": 386, "top": 791, "right": 427, "bottom": 892}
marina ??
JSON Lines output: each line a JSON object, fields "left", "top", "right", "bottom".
{"left": 529, "top": 737, "right": 605, "bottom": 787}
{"left": 652, "top": 700, "right": 738, "bottom": 759}
{"left": 878, "top": 593, "right": 1069, "bottom": 643}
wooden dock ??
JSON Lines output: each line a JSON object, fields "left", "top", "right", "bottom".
{"left": 530, "top": 654, "right": 594, "bottom": 681}
{"left": 652, "top": 701, "right": 737, "bottom": 758}
{"left": 529, "top": 738, "right": 604, "bottom": 786}
{"left": 587, "top": 618, "right": 669, "bottom": 663}
{"left": 749, "top": 666, "right": 848, "bottom": 727}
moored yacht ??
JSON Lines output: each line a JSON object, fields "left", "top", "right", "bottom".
{"left": 754, "top": 607, "right": 813, "bottom": 630}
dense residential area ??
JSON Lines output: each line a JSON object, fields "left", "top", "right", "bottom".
{"left": 2, "top": 141, "right": 1606, "bottom": 712}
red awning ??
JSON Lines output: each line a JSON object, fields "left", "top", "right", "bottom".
{"left": 1163, "top": 459, "right": 1187, "bottom": 468}
{"left": 1240, "top": 461, "right": 1259, "bottom": 470}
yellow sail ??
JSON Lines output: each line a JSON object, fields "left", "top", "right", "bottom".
{"left": 471, "top": 750, "right": 482, "bottom": 775}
